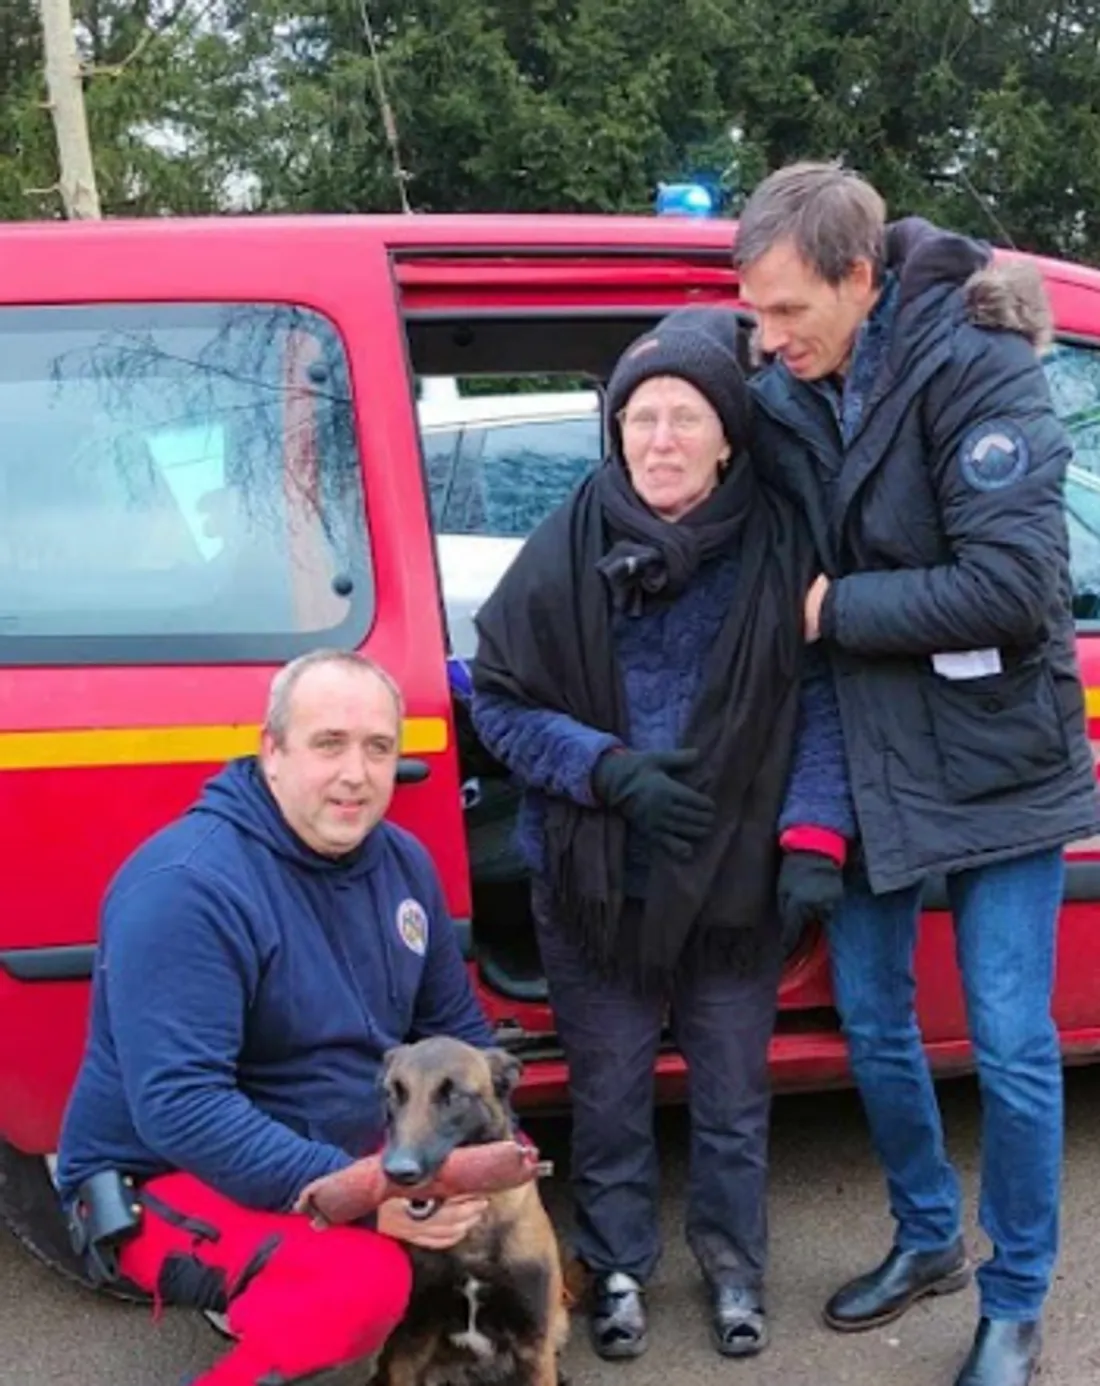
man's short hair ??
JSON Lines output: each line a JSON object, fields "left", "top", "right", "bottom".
{"left": 733, "top": 161, "right": 887, "bottom": 286}
{"left": 264, "top": 649, "right": 404, "bottom": 746}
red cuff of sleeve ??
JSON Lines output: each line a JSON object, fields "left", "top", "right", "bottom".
{"left": 780, "top": 825, "right": 848, "bottom": 866}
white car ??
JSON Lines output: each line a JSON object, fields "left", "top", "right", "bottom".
{"left": 1064, "top": 462, "right": 1100, "bottom": 621}
{"left": 417, "top": 384, "right": 603, "bottom": 659}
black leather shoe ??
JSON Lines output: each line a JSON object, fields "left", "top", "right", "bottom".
{"left": 954, "top": 1318, "right": 1041, "bottom": 1386}
{"left": 823, "top": 1240, "right": 971, "bottom": 1331}
{"left": 710, "top": 1282, "right": 768, "bottom": 1357}
{"left": 590, "top": 1271, "right": 648, "bottom": 1359}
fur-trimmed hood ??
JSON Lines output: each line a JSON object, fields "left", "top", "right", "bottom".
{"left": 962, "top": 259, "right": 1053, "bottom": 353}
{"left": 885, "top": 215, "right": 1052, "bottom": 352}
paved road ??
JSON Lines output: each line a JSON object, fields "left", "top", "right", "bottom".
{"left": 4, "top": 1067, "right": 1100, "bottom": 1386}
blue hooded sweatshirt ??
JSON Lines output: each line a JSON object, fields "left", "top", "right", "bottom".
{"left": 56, "top": 758, "right": 494, "bottom": 1212}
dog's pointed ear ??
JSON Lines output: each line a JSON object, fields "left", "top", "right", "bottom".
{"left": 486, "top": 1047, "right": 522, "bottom": 1099}
{"left": 380, "top": 1045, "right": 409, "bottom": 1085}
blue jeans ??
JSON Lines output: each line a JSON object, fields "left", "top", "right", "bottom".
{"left": 826, "top": 847, "right": 1064, "bottom": 1321}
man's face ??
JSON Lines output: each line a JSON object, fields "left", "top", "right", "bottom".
{"left": 739, "top": 237, "right": 878, "bottom": 381}
{"left": 261, "top": 664, "right": 401, "bottom": 857}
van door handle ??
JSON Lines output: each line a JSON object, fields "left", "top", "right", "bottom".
{"left": 397, "top": 758, "right": 431, "bottom": 785}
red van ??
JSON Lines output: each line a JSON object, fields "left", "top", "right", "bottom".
{"left": 1, "top": 212, "right": 1099, "bottom": 1284}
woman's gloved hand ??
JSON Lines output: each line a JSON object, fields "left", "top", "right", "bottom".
{"left": 592, "top": 747, "right": 716, "bottom": 859}
{"left": 776, "top": 850, "right": 845, "bottom": 955}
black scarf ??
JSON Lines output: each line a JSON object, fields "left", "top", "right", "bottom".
{"left": 472, "top": 456, "right": 815, "bottom": 993}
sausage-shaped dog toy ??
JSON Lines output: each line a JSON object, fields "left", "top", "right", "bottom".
{"left": 295, "top": 1139, "right": 550, "bottom": 1228}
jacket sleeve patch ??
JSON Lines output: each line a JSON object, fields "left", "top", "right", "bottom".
{"left": 958, "top": 420, "right": 1030, "bottom": 491}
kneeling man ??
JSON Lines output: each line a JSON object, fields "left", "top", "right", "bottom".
{"left": 57, "top": 649, "right": 497, "bottom": 1386}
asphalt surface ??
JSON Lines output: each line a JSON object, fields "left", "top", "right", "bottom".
{"left": 4, "top": 1067, "right": 1100, "bottom": 1386}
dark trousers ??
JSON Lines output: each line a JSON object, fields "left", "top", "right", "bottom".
{"left": 533, "top": 888, "right": 780, "bottom": 1289}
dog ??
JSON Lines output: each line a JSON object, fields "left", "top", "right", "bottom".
{"left": 373, "top": 1036, "right": 568, "bottom": 1386}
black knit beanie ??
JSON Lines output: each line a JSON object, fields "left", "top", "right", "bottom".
{"left": 606, "top": 307, "right": 751, "bottom": 454}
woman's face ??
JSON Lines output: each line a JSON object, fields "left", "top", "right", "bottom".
{"left": 619, "top": 376, "right": 730, "bottom": 521}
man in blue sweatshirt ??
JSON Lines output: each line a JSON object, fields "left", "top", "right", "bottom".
{"left": 56, "top": 649, "right": 496, "bottom": 1386}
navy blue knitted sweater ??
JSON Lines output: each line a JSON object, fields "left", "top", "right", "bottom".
{"left": 472, "top": 549, "right": 854, "bottom": 895}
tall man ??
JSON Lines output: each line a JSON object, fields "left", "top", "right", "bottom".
{"left": 736, "top": 162, "right": 1099, "bottom": 1386}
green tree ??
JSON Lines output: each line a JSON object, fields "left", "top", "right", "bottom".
{"left": 0, "top": 0, "right": 276, "bottom": 219}
{"left": 0, "top": 2, "right": 56, "bottom": 219}
{"left": 219, "top": 0, "right": 748, "bottom": 216}
{"left": 7, "top": 0, "right": 1100, "bottom": 265}
{"left": 715, "top": 0, "right": 1100, "bottom": 259}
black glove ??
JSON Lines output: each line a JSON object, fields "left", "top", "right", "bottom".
{"left": 591, "top": 747, "right": 716, "bottom": 860}
{"left": 776, "top": 850, "right": 845, "bottom": 956}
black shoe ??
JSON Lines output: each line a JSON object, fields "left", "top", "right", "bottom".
{"left": 590, "top": 1271, "right": 648, "bottom": 1360}
{"left": 823, "top": 1240, "right": 971, "bottom": 1332}
{"left": 710, "top": 1282, "right": 768, "bottom": 1358}
{"left": 954, "top": 1318, "right": 1041, "bottom": 1386}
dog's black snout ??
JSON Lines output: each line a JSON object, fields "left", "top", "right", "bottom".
{"left": 382, "top": 1149, "right": 429, "bottom": 1186}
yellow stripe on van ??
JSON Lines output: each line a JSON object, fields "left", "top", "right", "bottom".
{"left": 1087, "top": 688, "right": 1100, "bottom": 721}
{"left": 0, "top": 718, "right": 447, "bottom": 771}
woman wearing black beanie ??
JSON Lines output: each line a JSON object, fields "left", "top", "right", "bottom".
{"left": 471, "top": 308, "right": 854, "bottom": 1360}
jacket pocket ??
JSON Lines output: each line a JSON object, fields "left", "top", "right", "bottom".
{"left": 922, "top": 658, "right": 1068, "bottom": 802}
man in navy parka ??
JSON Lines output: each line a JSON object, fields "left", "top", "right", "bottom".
{"left": 738, "top": 161, "right": 1099, "bottom": 1386}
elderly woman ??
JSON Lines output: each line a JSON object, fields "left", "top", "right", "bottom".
{"left": 470, "top": 308, "right": 853, "bottom": 1360}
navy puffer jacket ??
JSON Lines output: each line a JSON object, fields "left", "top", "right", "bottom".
{"left": 751, "top": 218, "right": 1100, "bottom": 892}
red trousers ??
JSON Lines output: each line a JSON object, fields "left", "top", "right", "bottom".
{"left": 117, "top": 1172, "right": 412, "bottom": 1385}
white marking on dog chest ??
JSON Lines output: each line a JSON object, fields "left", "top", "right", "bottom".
{"left": 449, "top": 1276, "right": 494, "bottom": 1359}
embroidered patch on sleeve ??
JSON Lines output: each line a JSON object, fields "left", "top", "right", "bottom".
{"left": 396, "top": 898, "right": 429, "bottom": 955}
{"left": 958, "top": 420, "right": 1031, "bottom": 492}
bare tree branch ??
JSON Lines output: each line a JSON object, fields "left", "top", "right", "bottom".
{"left": 83, "top": 0, "right": 218, "bottom": 79}
{"left": 81, "top": 26, "right": 157, "bottom": 78}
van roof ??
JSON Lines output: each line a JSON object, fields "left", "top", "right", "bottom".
{"left": 0, "top": 211, "right": 737, "bottom": 253}
{"left": 2, "top": 212, "right": 1099, "bottom": 333}
{"left": 4, "top": 210, "right": 1090, "bottom": 288}
{"left": 416, "top": 389, "right": 600, "bottom": 430}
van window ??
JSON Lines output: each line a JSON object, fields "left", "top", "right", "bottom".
{"left": 0, "top": 303, "right": 371, "bottom": 664}
{"left": 421, "top": 427, "right": 461, "bottom": 529}
{"left": 1046, "top": 342, "right": 1100, "bottom": 620}
{"left": 432, "top": 414, "right": 601, "bottom": 539}
{"left": 476, "top": 417, "right": 602, "bottom": 537}
{"left": 1064, "top": 466, "right": 1100, "bottom": 620}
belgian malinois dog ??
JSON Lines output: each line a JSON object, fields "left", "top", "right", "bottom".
{"left": 374, "top": 1036, "right": 568, "bottom": 1386}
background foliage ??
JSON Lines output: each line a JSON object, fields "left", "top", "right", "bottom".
{"left": 6, "top": 1, "right": 1100, "bottom": 261}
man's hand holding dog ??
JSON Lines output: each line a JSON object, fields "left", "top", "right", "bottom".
{"left": 377, "top": 1194, "right": 489, "bottom": 1250}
